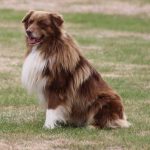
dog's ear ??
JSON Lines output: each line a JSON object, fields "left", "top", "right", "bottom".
{"left": 50, "top": 13, "right": 64, "bottom": 27}
{"left": 22, "top": 11, "right": 34, "bottom": 23}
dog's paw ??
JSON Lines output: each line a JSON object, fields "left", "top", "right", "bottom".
{"left": 86, "top": 125, "right": 97, "bottom": 130}
{"left": 43, "top": 123, "right": 56, "bottom": 129}
{"left": 43, "top": 121, "right": 62, "bottom": 129}
{"left": 43, "top": 108, "right": 66, "bottom": 129}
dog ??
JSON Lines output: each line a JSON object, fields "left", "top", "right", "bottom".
{"left": 21, "top": 11, "right": 130, "bottom": 129}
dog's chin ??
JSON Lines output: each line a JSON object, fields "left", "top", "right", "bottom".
{"left": 27, "top": 35, "right": 44, "bottom": 46}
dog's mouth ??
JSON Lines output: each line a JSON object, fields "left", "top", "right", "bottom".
{"left": 27, "top": 35, "right": 44, "bottom": 45}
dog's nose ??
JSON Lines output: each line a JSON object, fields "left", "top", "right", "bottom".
{"left": 26, "top": 30, "right": 32, "bottom": 36}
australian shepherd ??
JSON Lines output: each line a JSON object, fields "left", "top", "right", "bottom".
{"left": 21, "top": 11, "right": 130, "bottom": 129}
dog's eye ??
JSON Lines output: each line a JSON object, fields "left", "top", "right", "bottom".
{"left": 28, "top": 20, "right": 34, "bottom": 24}
{"left": 38, "top": 21, "right": 49, "bottom": 28}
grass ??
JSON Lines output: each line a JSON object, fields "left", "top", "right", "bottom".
{"left": 0, "top": 9, "right": 150, "bottom": 149}
{"left": 79, "top": 36, "right": 150, "bottom": 65}
{"left": 64, "top": 13, "right": 150, "bottom": 33}
{"left": 124, "top": 0, "right": 150, "bottom": 4}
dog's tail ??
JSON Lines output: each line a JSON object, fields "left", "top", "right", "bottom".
{"left": 106, "top": 113, "right": 131, "bottom": 128}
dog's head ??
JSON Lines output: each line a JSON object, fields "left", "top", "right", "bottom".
{"left": 22, "top": 11, "right": 64, "bottom": 45}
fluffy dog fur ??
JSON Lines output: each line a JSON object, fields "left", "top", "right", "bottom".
{"left": 21, "top": 11, "right": 130, "bottom": 129}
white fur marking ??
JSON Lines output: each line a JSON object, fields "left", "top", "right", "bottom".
{"left": 43, "top": 106, "right": 67, "bottom": 129}
{"left": 107, "top": 113, "right": 131, "bottom": 128}
{"left": 21, "top": 46, "right": 47, "bottom": 103}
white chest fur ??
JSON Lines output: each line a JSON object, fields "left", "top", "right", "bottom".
{"left": 21, "top": 47, "right": 47, "bottom": 95}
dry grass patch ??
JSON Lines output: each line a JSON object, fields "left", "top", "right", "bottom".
{"left": 96, "top": 62, "right": 150, "bottom": 78}
{"left": 1, "top": 0, "right": 150, "bottom": 17}
{"left": 0, "top": 135, "right": 98, "bottom": 150}
{"left": 69, "top": 28, "right": 150, "bottom": 40}
{"left": 0, "top": 106, "right": 42, "bottom": 123}
{"left": 0, "top": 22, "right": 22, "bottom": 28}
{"left": 0, "top": 56, "right": 20, "bottom": 72}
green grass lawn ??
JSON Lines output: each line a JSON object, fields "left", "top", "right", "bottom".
{"left": 0, "top": 9, "right": 150, "bottom": 149}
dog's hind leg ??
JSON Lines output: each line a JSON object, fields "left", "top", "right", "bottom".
{"left": 91, "top": 92, "right": 130, "bottom": 129}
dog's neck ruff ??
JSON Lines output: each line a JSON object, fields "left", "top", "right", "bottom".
{"left": 21, "top": 46, "right": 47, "bottom": 94}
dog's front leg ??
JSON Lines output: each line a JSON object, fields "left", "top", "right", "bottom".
{"left": 43, "top": 106, "right": 66, "bottom": 129}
